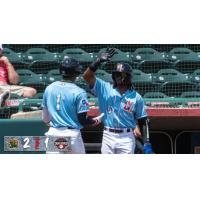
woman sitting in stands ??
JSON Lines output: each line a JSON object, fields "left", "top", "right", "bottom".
{"left": 0, "top": 44, "right": 36, "bottom": 107}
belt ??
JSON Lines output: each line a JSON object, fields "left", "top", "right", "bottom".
{"left": 104, "top": 127, "right": 131, "bottom": 133}
{"left": 53, "top": 126, "right": 75, "bottom": 129}
{"left": 67, "top": 127, "right": 74, "bottom": 129}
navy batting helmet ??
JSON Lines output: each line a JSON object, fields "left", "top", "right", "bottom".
{"left": 112, "top": 63, "right": 132, "bottom": 86}
{"left": 60, "top": 56, "right": 82, "bottom": 76}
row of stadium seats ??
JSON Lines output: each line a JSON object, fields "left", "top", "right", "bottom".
{"left": 12, "top": 61, "right": 200, "bottom": 75}
{"left": 4, "top": 44, "right": 200, "bottom": 53}
{"left": 4, "top": 47, "right": 200, "bottom": 62}
{"left": 28, "top": 91, "right": 200, "bottom": 100}
{"left": 15, "top": 68, "right": 200, "bottom": 97}
{"left": 16, "top": 68, "right": 200, "bottom": 86}
{"left": 33, "top": 92, "right": 200, "bottom": 101}
{"left": 4, "top": 47, "right": 200, "bottom": 74}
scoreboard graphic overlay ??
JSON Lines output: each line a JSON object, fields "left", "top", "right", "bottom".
{"left": 4, "top": 136, "right": 71, "bottom": 152}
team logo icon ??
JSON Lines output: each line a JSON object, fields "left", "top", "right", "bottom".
{"left": 54, "top": 137, "right": 70, "bottom": 150}
{"left": 8, "top": 138, "right": 19, "bottom": 149}
{"left": 81, "top": 99, "right": 89, "bottom": 106}
{"left": 123, "top": 100, "right": 133, "bottom": 112}
{"left": 4, "top": 137, "right": 20, "bottom": 151}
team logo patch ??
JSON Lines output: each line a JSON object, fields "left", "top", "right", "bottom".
{"left": 81, "top": 99, "right": 89, "bottom": 106}
{"left": 54, "top": 138, "right": 70, "bottom": 150}
{"left": 8, "top": 138, "right": 19, "bottom": 149}
{"left": 123, "top": 100, "right": 133, "bottom": 112}
{"left": 4, "top": 137, "right": 20, "bottom": 151}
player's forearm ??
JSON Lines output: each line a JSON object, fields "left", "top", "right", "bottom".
{"left": 137, "top": 117, "right": 149, "bottom": 142}
{"left": 42, "top": 108, "right": 51, "bottom": 124}
{"left": 77, "top": 112, "right": 97, "bottom": 127}
{"left": 83, "top": 68, "right": 96, "bottom": 88}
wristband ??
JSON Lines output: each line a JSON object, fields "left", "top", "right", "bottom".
{"left": 89, "top": 58, "right": 101, "bottom": 72}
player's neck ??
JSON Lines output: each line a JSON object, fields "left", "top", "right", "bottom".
{"left": 61, "top": 77, "right": 76, "bottom": 83}
{"left": 117, "top": 85, "right": 128, "bottom": 95}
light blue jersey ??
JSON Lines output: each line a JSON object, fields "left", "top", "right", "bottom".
{"left": 42, "top": 81, "right": 89, "bottom": 129}
{"left": 91, "top": 78, "right": 147, "bottom": 128}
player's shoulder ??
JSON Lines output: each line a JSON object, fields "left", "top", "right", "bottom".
{"left": 74, "top": 84, "right": 86, "bottom": 94}
{"left": 45, "top": 81, "right": 58, "bottom": 91}
{"left": 96, "top": 77, "right": 112, "bottom": 88}
{"left": 130, "top": 90, "right": 143, "bottom": 99}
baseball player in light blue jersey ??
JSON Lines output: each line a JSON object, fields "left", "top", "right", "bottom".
{"left": 83, "top": 48, "right": 150, "bottom": 154}
{"left": 42, "top": 57, "right": 100, "bottom": 154}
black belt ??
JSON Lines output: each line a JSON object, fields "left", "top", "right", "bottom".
{"left": 104, "top": 127, "right": 131, "bottom": 133}
{"left": 53, "top": 126, "right": 75, "bottom": 129}
{"left": 67, "top": 127, "right": 74, "bottom": 129}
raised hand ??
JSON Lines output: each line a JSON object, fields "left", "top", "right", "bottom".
{"left": 89, "top": 48, "right": 116, "bottom": 72}
{"left": 99, "top": 48, "right": 116, "bottom": 63}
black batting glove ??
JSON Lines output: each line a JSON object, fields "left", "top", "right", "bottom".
{"left": 89, "top": 48, "right": 116, "bottom": 72}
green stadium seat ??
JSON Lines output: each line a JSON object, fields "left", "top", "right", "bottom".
{"left": 23, "top": 48, "right": 59, "bottom": 62}
{"left": 17, "top": 69, "right": 46, "bottom": 93}
{"left": 155, "top": 69, "right": 195, "bottom": 97}
{"left": 132, "top": 48, "right": 169, "bottom": 73}
{"left": 167, "top": 48, "right": 200, "bottom": 73}
{"left": 185, "top": 44, "right": 200, "bottom": 52}
{"left": 190, "top": 69, "right": 200, "bottom": 83}
{"left": 132, "top": 69, "right": 153, "bottom": 82}
{"left": 133, "top": 48, "right": 165, "bottom": 61}
{"left": 167, "top": 47, "right": 200, "bottom": 62}
{"left": 174, "top": 60, "right": 200, "bottom": 74}
{"left": 180, "top": 91, "right": 200, "bottom": 98}
{"left": 28, "top": 61, "right": 60, "bottom": 74}
{"left": 17, "top": 69, "right": 44, "bottom": 84}
{"left": 96, "top": 69, "right": 113, "bottom": 83}
{"left": 159, "top": 82, "right": 196, "bottom": 97}
{"left": 143, "top": 92, "right": 169, "bottom": 98}
{"left": 61, "top": 48, "right": 94, "bottom": 67}
{"left": 3, "top": 48, "right": 23, "bottom": 62}
{"left": 155, "top": 69, "right": 190, "bottom": 83}
{"left": 196, "top": 83, "right": 200, "bottom": 91}
{"left": 132, "top": 69, "right": 159, "bottom": 96}
{"left": 75, "top": 76, "right": 89, "bottom": 91}
{"left": 46, "top": 69, "right": 61, "bottom": 84}
{"left": 23, "top": 48, "right": 60, "bottom": 74}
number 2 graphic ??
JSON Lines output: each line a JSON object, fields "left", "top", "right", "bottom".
{"left": 23, "top": 137, "right": 30, "bottom": 149}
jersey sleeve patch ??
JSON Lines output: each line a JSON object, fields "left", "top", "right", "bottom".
{"left": 81, "top": 98, "right": 89, "bottom": 107}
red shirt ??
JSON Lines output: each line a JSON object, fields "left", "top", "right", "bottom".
{"left": 0, "top": 57, "right": 9, "bottom": 84}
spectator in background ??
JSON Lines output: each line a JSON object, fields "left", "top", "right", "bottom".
{"left": 0, "top": 44, "right": 36, "bottom": 106}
